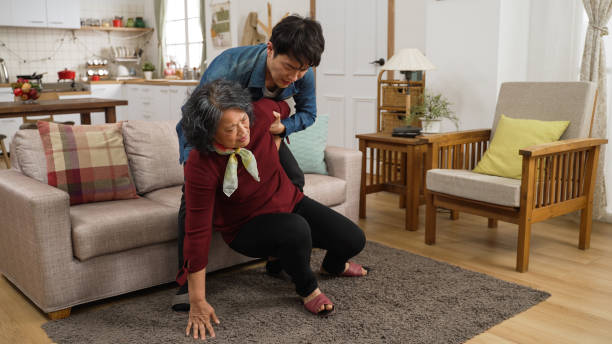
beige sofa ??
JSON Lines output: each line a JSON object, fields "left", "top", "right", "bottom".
{"left": 0, "top": 120, "right": 361, "bottom": 319}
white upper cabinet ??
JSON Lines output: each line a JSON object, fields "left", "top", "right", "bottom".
{"left": 1, "top": 0, "right": 80, "bottom": 29}
{"left": 46, "top": 0, "right": 80, "bottom": 29}
{"left": 10, "top": 0, "right": 47, "bottom": 27}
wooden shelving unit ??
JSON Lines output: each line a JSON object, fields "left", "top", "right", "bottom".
{"left": 376, "top": 70, "right": 425, "bottom": 133}
{"left": 78, "top": 26, "right": 154, "bottom": 32}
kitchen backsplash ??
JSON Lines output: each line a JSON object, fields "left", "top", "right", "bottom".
{"left": 0, "top": 0, "right": 157, "bottom": 83}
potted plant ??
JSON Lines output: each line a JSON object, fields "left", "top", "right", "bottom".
{"left": 408, "top": 92, "right": 458, "bottom": 133}
{"left": 142, "top": 62, "right": 155, "bottom": 80}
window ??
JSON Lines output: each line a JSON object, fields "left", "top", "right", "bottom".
{"left": 165, "top": 0, "right": 203, "bottom": 69}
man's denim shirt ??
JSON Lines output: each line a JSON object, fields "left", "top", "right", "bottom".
{"left": 176, "top": 43, "right": 317, "bottom": 164}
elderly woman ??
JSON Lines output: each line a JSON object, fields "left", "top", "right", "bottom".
{"left": 178, "top": 79, "right": 367, "bottom": 340}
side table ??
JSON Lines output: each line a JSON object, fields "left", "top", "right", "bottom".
{"left": 356, "top": 133, "right": 428, "bottom": 231}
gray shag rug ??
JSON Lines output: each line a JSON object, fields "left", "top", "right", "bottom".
{"left": 42, "top": 241, "right": 550, "bottom": 344}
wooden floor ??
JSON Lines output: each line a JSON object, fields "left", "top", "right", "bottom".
{"left": 1, "top": 191, "right": 612, "bottom": 343}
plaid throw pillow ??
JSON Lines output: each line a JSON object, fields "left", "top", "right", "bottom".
{"left": 37, "top": 121, "right": 138, "bottom": 205}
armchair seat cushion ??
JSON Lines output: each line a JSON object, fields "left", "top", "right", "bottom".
{"left": 71, "top": 197, "right": 178, "bottom": 261}
{"left": 427, "top": 169, "right": 521, "bottom": 207}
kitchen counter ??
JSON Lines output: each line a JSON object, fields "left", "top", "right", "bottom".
{"left": 89, "top": 79, "right": 199, "bottom": 86}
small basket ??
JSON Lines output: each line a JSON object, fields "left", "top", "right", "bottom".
{"left": 382, "top": 86, "right": 424, "bottom": 109}
{"left": 382, "top": 86, "right": 408, "bottom": 108}
{"left": 382, "top": 112, "right": 407, "bottom": 134}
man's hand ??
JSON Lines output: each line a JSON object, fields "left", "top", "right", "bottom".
{"left": 269, "top": 111, "right": 286, "bottom": 135}
{"left": 186, "top": 299, "right": 219, "bottom": 340}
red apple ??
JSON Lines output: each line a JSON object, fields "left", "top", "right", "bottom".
{"left": 13, "top": 88, "right": 22, "bottom": 96}
{"left": 21, "top": 94, "right": 29, "bottom": 100}
{"left": 28, "top": 88, "right": 38, "bottom": 99}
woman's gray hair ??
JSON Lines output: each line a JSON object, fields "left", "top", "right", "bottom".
{"left": 181, "top": 79, "right": 253, "bottom": 153}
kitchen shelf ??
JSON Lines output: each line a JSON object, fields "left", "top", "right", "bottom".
{"left": 79, "top": 26, "right": 154, "bottom": 33}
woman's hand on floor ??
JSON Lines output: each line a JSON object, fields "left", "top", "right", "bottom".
{"left": 186, "top": 299, "right": 220, "bottom": 340}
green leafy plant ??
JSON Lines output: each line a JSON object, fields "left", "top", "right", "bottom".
{"left": 408, "top": 92, "right": 459, "bottom": 129}
{"left": 142, "top": 61, "right": 155, "bottom": 72}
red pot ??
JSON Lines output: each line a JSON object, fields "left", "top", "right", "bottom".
{"left": 58, "top": 68, "right": 76, "bottom": 80}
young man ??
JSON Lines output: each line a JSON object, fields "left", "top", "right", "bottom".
{"left": 173, "top": 15, "right": 325, "bottom": 311}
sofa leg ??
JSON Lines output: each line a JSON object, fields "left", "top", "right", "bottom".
{"left": 48, "top": 308, "right": 71, "bottom": 320}
{"left": 488, "top": 218, "right": 498, "bottom": 228}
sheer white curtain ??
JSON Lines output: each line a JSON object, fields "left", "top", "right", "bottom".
{"left": 580, "top": 0, "right": 612, "bottom": 220}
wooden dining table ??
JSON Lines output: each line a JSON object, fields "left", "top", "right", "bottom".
{"left": 0, "top": 98, "right": 128, "bottom": 124}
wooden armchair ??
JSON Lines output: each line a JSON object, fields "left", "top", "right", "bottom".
{"left": 423, "top": 82, "right": 607, "bottom": 272}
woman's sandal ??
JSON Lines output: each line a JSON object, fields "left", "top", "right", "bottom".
{"left": 341, "top": 261, "right": 370, "bottom": 277}
{"left": 303, "top": 292, "right": 335, "bottom": 316}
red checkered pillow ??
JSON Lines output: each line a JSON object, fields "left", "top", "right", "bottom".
{"left": 37, "top": 121, "right": 138, "bottom": 205}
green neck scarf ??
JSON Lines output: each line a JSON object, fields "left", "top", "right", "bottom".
{"left": 213, "top": 143, "right": 260, "bottom": 197}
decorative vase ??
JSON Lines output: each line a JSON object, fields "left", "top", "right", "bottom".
{"left": 143, "top": 71, "right": 153, "bottom": 80}
{"left": 420, "top": 118, "right": 442, "bottom": 133}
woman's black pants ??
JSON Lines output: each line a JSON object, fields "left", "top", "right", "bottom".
{"left": 229, "top": 196, "right": 366, "bottom": 297}
{"left": 177, "top": 142, "right": 305, "bottom": 292}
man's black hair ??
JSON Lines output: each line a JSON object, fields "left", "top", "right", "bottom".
{"left": 269, "top": 15, "right": 325, "bottom": 67}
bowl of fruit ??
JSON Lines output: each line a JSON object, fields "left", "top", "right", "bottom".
{"left": 11, "top": 78, "right": 41, "bottom": 104}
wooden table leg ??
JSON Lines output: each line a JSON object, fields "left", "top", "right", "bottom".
{"left": 405, "top": 146, "right": 419, "bottom": 231}
{"left": 105, "top": 107, "right": 116, "bottom": 123}
{"left": 80, "top": 112, "right": 91, "bottom": 125}
{"left": 399, "top": 152, "right": 407, "bottom": 208}
{"left": 359, "top": 140, "right": 367, "bottom": 219}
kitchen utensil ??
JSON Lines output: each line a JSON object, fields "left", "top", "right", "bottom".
{"left": 0, "top": 57, "right": 9, "bottom": 83}
{"left": 58, "top": 68, "right": 76, "bottom": 80}
{"left": 91, "top": 75, "right": 100, "bottom": 81}
{"left": 113, "top": 19, "right": 122, "bottom": 27}
{"left": 117, "top": 64, "right": 130, "bottom": 77}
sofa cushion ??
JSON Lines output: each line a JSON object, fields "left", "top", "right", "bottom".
{"left": 143, "top": 185, "right": 182, "bottom": 209}
{"left": 122, "top": 120, "right": 184, "bottom": 194}
{"left": 287, "top": 114, "right": 329, "bottom": 175}
{"left": 38, "top": 121, "right": 139, "bottom": 205}
{"left": 427, "top": 169, "right": 521, "bottom": 207}
{"left": 71, "top": 197, "right": 178, "bottom": 261}
{"left": 303, "top": 173, "right": 346, "bottom": 207}
{"left": 10, "top": 129, "right": 47, "bottom": 183}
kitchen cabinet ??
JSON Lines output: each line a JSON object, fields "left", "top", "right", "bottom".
{"left": 169, "top": 85, "right": 196, "bottom": 121}
{"left": 1, "top": 0, "right": 80, "bottom": 29}
{"left": 46, "top": 0, "right": 80, "bottom": 29}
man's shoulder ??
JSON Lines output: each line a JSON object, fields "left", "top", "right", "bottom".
{"left": 218, "top": 44, "right": 266, "bottom": 60}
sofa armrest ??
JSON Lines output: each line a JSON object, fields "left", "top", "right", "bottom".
{"left": 324, "top": 146, "right": 362, "bottom": 222}
{"left": 0, "top": 169, "right": 72, "bottom": 310}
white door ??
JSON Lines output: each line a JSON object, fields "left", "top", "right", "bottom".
{"left": 316, "top": 0, "right": 387, "bottom": 150}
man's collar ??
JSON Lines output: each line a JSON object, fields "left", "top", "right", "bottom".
{"left": 248, "top": 48, "right": 268, "bottom": 88}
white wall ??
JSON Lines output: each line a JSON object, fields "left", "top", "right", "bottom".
{"left": 526, "top": 0, "right": 584, "bottom": 81}
{"left": 497, "top": 0, "right": 530, "bottom": 88}
{"left": 394, "top": 0, "right": 426, "bottom": 54}
{"left": 204, "top": 0, "right": 309, "bottom": 65}
{"left": 425, "top": 0, "right": 503, "bottom": 131}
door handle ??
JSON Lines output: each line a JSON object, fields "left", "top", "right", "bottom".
{"left": 370, "top": 58, "right": 385, "bottom": 66}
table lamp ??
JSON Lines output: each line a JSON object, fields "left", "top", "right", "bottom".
{"left": 379, "top": 49, "right": 436, "bottom": 131}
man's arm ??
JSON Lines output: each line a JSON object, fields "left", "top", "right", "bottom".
{"left": 280, "top": 68, "right": 317, "bottom": 137}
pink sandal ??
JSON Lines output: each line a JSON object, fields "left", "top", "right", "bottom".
{"left": 340, "top": 261, "right": 369, "bottom": 277}
{"left": 303, "top": 292, "right": 335, "bottom": 316}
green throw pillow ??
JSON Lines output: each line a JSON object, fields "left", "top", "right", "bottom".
{"left": 287, "top": 114, "right": 329, "bottom": 175}
{"left": 472, "top": 114, "right": 570, "bottom": 179}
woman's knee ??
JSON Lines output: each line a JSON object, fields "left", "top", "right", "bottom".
{"left": 278, "top": 215, "right": 312, "bottom": 248}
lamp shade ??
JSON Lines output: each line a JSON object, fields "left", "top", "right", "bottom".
{"left": 382, "top": 48, "right": 436, "bottom": 71}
